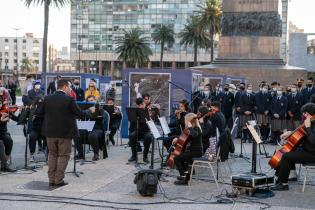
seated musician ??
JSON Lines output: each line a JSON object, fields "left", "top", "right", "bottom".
{"left": 103, "top": 97, "right": 122, "bottom": 145}
{"left": 164, "top": 99, "right": 189, "bottom": 151}
{"left": 75, "top": 95, "right": 105, "bottom": 161}
{"left": 272, "top": 103, "right": 315, "bottom": 191}
{"left": 0, "top": 117, "right": 15, "bottom": 172}
{"left": 128, "top": 98, "right": 153, "bottom": 163}
{"left": 0, "top": 98, "right": 19, "bottom": 171}
{"left": 173, "top": 113, "right": 203, "bottom": 185}
{"left": 197, "top": 106, "right": 212, "bottom": 153}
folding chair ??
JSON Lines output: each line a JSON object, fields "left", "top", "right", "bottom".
{"left": 301, "top": 163, "right": 315, "bottom": 192}
{"left": 103, "top": 110, "right": 110, "bottom": 150}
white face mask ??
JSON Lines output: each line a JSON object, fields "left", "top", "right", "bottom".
{"left": 277, "top": 91, "right": 283, "bottom": 96}
{"left": 247, "top": 89, "right": 252, "bottom": 94}
{"left": 291, "top": 88, "right": 297, "bottom": 93}
{"left": 203, "top": 90, "right": 210, "bottom": 95}
{"left": 35, "top": 84, "right": 41, "bottom": 90}
{"left": 272, "top": 87, "right": 277, "bottom": 91}
{"left": 262, "top": 88, "right": 268, "bottom": 93}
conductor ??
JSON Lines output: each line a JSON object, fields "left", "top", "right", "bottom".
{"left": 39, "top": 79, "right": 95, "bottom": 187}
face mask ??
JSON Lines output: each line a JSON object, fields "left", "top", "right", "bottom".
{"left": 277, "top": 91, "right": 282, "bottom": 95}
{"left": 291, "top": 88, "right": 297, "bottom": 93}
{"left": 224, "top": 88, "right": 229, "bottom": 91}
{"left": 307, "top": 84, "right": 313, "bottom": 88}
{"left": 272, "top": 87, "right": 277, "bottom": 91}
{"left": 240, "top": 86, "right": 245, "bottom": 90}
{"left": 247, "top": 89, "right": 252, "bottom": 94}
{"left": 215, "top": 87, "right": 219, "bottom": 91}
{"left": 203, "top": 91, "right": 210, "bottom": 95}
{"left": 74, "top": 82, "right": 79, "bottom": 86}
{"left": 35, "top": 84, "right": 40, "bottom": 90}
{"left": 262, "top": 88, "right": 268, "bottom": 93}
{"left": 297, "top": 84, "right": 302, "bottom": 88}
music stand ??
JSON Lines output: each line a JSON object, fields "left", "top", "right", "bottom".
{"left": 158, "top": 117, "right": 171, "bottom": 169}
{"left": 77, "top": 120, "right": 96, "bottom": 165}
{"left": 246, "top": 122, "right": 262, "bottom": 173}
{"left": 146, "top": 120, "right": 161, "bottom": 169}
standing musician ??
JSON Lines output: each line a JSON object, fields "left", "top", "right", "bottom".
{"left": 128, "top": 98, "right": 153, "bottom": 163}
{"left": 255, "top": 83, "right": 272, "bottom": 142}
{"left": 270, "top": 86, "right": 288, "bottom": 145}
{"left": 172, "top": 113, "right": 203, "bottom": 185}
{"left": 103, "top": 97, "right": 122, "bottom": 145}
{"left": 287, "top": 84, "right": 303, "bottom": 131}
{"left": 239, "top": 84, "right": 255, "bottom": 142}
{"left": 143, "top": 93, "right": 160, "bottom": 121}
{"left": 272, "top": 103, "right": 315, "bottom": 191}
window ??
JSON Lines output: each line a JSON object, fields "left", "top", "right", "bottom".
{"left": 4, "top": 59, "right": 8, "bottom": 63}
{"left": 33, "top": 46, "right": 40, "bottom": 51}
{"left": 14, "top": 52, "right": 17, "bottom": 57}
{"left": 22, "top": 45, "right": 26, "bottom": 50}
{"left": 4, "top": 39, "right": 8, "bottom": 43}
{"left": 14, "top": 59, "right": 17, "bottom": 64}
{"left": 23, "top": 53, "right": 27, "bottom": 57}
{"left": 4, "top": 52, "right": 9, "bottom": 57}
{"left": 23, "top": 39, "right": 26, "bottom": 43}
{"left": 14, "top": 39, "right": 17, "bottom": 43}
{"left": 4, "top": 46, "right": 9, "bottom": 50}
{"left": 33, "top": 40, "right": 39, "bottom": 44}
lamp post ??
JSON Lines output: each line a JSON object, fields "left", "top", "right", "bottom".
{"left": 12, "top": 27, "right": 22, "bottom": 79}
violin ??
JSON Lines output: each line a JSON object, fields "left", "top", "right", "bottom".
{"left": 0, "top": 104, "right": 18, "bottom": 114}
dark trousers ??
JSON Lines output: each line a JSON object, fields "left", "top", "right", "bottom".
{"left": 260, "top": 125, "right": 270, "bottom": 141}
{"left": 0, "top": 140, "right": 7, "bottom": 167}
{"left": 109, "top": 127, "right": 117, "bottom": 142}
{"left": 29, "top": 130, "right": 47, "bottom": 154}
{"left": 129, "top": 130, "right": 152, "bottom": 159}
{"left": 75, "top": 129, "right": 105, "bottom": 155}
{"left": 278, "top": 150, "right": 315, "bottom": 183}
{"left": 0, "top": 133, "right": 13, "bottom": 156}
{"left": 174, "top": 151, "right": 202, "bottom": 176}
{"left": 225, "top": 115, "right": 233, "bottom": 130}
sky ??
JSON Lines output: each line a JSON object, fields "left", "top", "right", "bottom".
{"left": 0, "top": 0, "right": 314, "bottom": 50}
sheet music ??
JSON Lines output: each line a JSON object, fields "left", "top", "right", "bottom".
{"left": 146, "top": 120, "right": 161, "bottom": 139}
{"left": 246, "top": 123, "right": 262, "bottom": 144}
{"left": 158, "top": 117, "right": 171, "bottom": 135}
{"left": 77, "top": 121, "right": 95, "bottom": 132}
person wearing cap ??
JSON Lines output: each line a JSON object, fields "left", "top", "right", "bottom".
{"left": 85, "top": 79, "right": 100, "bottom": 100}
{"left": 47, "top": 75, "right": 61, "bottom": 95}
{"left": 28, "top": 80, "right": 45, "bottom": 105}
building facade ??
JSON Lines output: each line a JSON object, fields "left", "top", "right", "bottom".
{"left": 70, "top": 0, "right": 213, "bottom": 79}
{"left": 0, "top": 33, "right": 43, "bottom": 76}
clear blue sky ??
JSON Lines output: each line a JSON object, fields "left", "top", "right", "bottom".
{"left": 0, "top": 0, "right": 313, "bottom": 49}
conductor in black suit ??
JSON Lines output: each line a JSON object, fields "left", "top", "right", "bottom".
{"left": 39, "top": 79, "right": 95, "bottom": 187}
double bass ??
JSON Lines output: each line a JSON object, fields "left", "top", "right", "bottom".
{"left": 268, "top": 119, "right": 312, "bottom": 169}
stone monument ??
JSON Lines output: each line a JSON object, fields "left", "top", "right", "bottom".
{"left": 193, "top": 0, "right": 307, "bottom": 87}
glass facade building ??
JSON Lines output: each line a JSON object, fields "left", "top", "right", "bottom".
{"left": 70, "top": 0, "right": 211, "bottom": 78}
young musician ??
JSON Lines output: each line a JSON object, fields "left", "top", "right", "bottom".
{"left": 287, "top": 84, "right": 303, "bottom": 131}
{"left": 128, "top": 98, "right": 153, "bottom": 163}
{"left": 173, "top": 113, "right": 203, "bottom": 185}
{"left": 270, "top": 86, "right": 288, "bottom": 145}
{"left": 208, "top": 101, "right": 227, "bottom": 138}
{"left": 272, "top": 103, "right": 315, "bottom": 191}
{"left": 104, "top": 97, "right": 122, "bottom": 145}
{"left": 255, "top": 83, "right": 272, "bottom": 142}
{"left": 239, "top": 84, "right": 255, "bottom": 142}
{"left": 197, "top": 106, "right": 212, "bottom": 153}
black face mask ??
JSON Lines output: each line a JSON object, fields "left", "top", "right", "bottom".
{"left": 224, "top": 88, "right": 229, "bottom": 91}
{"left": 240, "top": 86, "right": 245, "bottom": 90}
{"left": 74, "top": 83, "right": 79, "bottom": 85}
{"left": 307, "top": 84, "right": 313, "bottom": 88}
{"left": 297, "top": 84, "right": 302, "bottom": 88}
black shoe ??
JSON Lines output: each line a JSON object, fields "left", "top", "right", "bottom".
{"left": 55, "top": 181, "right": 68, "bottom": 187}
{"left": 174, "top": 180, "right": 188, "bottom": 185}
{"left": 271, "top": 183, "right": 289, "bottom": 191}
{"left": 92, "top": 154, "right": 99, "bottom": 161}
{"left": 143, "top": 157, "right": 149, "bottom": 164}
{"left": 1, "top": 166, "right": 16, "bottom": 172}
{"left": 110, "top": 139, "right": 115, "bottom": 146}
{"left": 128, "top": 156, "right": 137, "bottom": 162}
{"left": 49, "top": 182, "right": 55, "bottom": 187}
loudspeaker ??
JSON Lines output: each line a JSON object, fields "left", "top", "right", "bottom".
{"left": 133, "top": 169, "right": 162, "bottom": 196}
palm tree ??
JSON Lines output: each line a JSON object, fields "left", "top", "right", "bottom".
{"left": 152, "top": 25, "right": 175, "bottom": 69}
{"left": 197, "top": 0, "right": 222, "bottom": 63}
{"left": 24, "top": 0, "right": 72, "bottom": 74}
{"left": 20, "top": 58, "right": 34, "bottom": 73}
{"left": 179, "top": 16, "right": 211, "bottom": 66}
{"left": 116, "top": 28, "right": 152, "bottom": 68}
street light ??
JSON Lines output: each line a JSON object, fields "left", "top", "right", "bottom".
{"left": 12, "top": 27, "right": 23, "bottom": 79}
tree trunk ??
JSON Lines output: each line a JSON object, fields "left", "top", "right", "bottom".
{"left": 160, "top": 42, "right": 164, "bottom": 69}
{"left": 194, "top": 43, "right": 198, "bottom": 66}
{"left": 42, "top": 0, "right": 49, "bottom": 74}
{"left": 210, "top": 31, "right": 214, "bottom": 63}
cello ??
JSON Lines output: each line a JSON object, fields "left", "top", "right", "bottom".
{"left": 268, "top": 119, "right": 313, "bottom": 169}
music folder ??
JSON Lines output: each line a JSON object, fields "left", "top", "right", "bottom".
{"left": 146, "top": 120, "right": 161, "bottom": 139}
{"left": 158, "top": 117, "right": 171, "bottom": 135}
{"left": 246, "top": 123, "right": 262, "bottom": 144}
{"left": 77, "top": 121, "right": 95, "bottom": 132}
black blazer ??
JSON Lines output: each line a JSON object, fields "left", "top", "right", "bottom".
{"left": 72, "top": 86, "right": 85, "bottom": 101}
{"left": 270, "top": 96, "right": 288, "bottom": 119}
{"left": 287, "top": 93, "right": 303, "bottom": 120}
{"left": 254, "top": 91, "right": 272, "bottom": 114}
{"left": 217, "top": 92, "right": 234, "bottom": 117}
{"left": 239, "top": 92, "right": 255, "bottom": 114}
{"left": 47, "top": 81, "right": 57, "bottom": 95}
{"left": 39, "top": 91, "right": 89, "bottom": 139}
